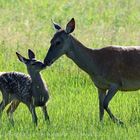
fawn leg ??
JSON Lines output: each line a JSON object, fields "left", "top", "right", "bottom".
{"left": 41, "top": 105, "right": 50, "bottom": 122}
{"left": 7, "top": 100, "right": 20, "bottom": 125}
{"left": 27, "top": 104, "right": 38, "bottom": 126}
{"left": 0, "top": 99, "right": 9, "bottom": 119}
{"left": 98, "top": 88, "right": 106, "bottom": 122}
{"left": 103, "top": 84, "right": 123, "bottom": 124}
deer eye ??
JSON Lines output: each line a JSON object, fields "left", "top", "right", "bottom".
{"left": 55, "top": 41, "right": 61, "bottom": 46}
{"left": 31, "top": 63, "right": 36, "bottom": 65}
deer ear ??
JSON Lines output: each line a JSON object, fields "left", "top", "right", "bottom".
{"left": 52, "top": 19, "right": 61, "bottom": 31}
{"left": 16, "top": 52, "right": 28, "bottom": 64}
{"left": 28, "top": 49, "right": 35, "bottom": 60}
{"left": 66, "top": 18, "right": 75, "bottom": 34}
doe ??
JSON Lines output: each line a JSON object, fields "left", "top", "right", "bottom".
{"left": 44, "top": 18, "right": 140, "bottom": 124}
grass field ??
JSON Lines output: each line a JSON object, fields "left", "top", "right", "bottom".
{"left": 0, "top": 0, "right": 140, "bottom": 139}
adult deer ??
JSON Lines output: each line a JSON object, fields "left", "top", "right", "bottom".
{"left": 44, "top": 18, "right": 140, "bottom": 124}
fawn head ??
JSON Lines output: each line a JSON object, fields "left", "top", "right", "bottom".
{"left": 44, "top": 18, "right": 75, "bottom": 66}
{"left": 16, "top": 49, "right": 46, "bottom": 74}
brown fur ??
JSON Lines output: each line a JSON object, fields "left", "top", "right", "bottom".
{"left": 44, "top": 18, "right": 140, "bottom": 124}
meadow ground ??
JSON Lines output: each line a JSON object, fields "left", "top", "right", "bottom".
{"left": 0, "top": 0, "right": 140, "bottom": 139}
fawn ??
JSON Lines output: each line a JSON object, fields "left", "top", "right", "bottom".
{"left": 0, "top": 49, "right": 49, "bottom": 126}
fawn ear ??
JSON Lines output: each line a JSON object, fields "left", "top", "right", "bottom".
{"left": 28, "top": 49, "right": 35, "bottom": 60}
{"left": 65, "top": 18, "right": 75, "bottom": 34}
{"left": 16, "top": 52, "right": 28, "bottom": 64}
{"left": 52, "top": 19, "right": 61, "bottom": 31}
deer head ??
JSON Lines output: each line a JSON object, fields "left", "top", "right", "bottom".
{"left": 44, "top": 18, "right": 75, "bottom": 66}
{"left": 16, "top": 49, "right": 46, "bottom": 74}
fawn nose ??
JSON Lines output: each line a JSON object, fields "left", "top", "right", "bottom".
{"left": 41, "top": 63, "right": 46, "bottom": 69}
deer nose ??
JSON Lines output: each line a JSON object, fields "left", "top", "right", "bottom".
{"left": 44, "top": 58, "right": 51, "bottom": 66}
{"left": 44, "top": 58, "right": 48, "bottom": 65}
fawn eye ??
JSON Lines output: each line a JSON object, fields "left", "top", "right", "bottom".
{"left": 30, "top": 61, "right": 36, "bottom": 65}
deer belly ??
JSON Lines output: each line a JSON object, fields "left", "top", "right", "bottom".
{"left": 34, "top": 98, "right": 46, "bottom": 106}
{"left": 35, "top": 101, "right": 45, "bottom": 106}
{"left": 120, "top": 79, "right": 140, "bottom": 91}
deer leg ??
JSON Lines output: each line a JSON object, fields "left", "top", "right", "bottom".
{"left": 0, "top": 101, "right": 6, "bottom": 119}
{"left": 27, "top": 104, "right": 38, "bottom": 126}
{"left": 6, "top": 100, "right": 20, "bottom": 125}
{"left": 103, "top": 84, "right": 123, "bottom": 124}
{"left": 41, "top": 105, "right": 50, "bottom": 123}
{"left": 0, "top": 99, "right": 9, "bottom": 119}
{"left": 98, "top": 88, "right": 106, "bottom": 122}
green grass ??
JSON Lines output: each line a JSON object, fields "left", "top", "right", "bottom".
{"left": 0, "top": 0, "right": 140, "bottom": 139}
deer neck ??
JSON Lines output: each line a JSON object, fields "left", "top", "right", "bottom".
{"left": 29, "top": 71, "right": 49, "bottom": 106}
{"left": 29, "top": 71, "right": 44, "bottom": 93}
{"left": 66, "top": 35, "right": 97, "bottom": 75}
